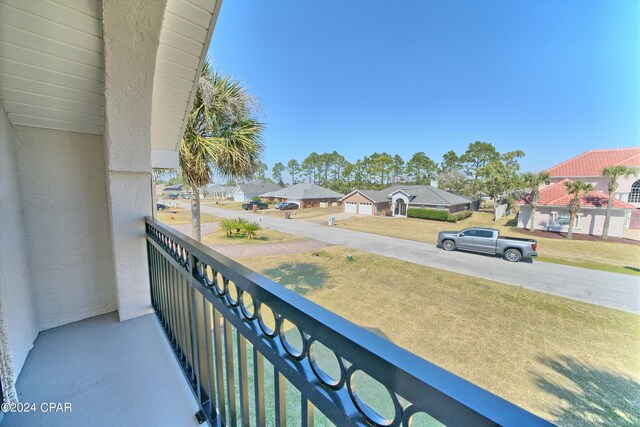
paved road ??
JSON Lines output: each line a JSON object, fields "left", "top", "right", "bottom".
{"left": 182, "top": 203, "right": 640, "bottom": 314}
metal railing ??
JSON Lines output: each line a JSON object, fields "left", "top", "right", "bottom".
{"left": 145, "top": 217, "right": 552, "bottom": 426}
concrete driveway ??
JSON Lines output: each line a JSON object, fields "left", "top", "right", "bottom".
{"left": 181, "top": 203, "right": 640, "bottom": 314}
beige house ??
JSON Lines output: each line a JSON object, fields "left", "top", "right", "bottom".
{"left": 517, "top": 179, "right": 635, "bottom": 238}
{"left": 543, "top": 147, "right": 640, "bottom": 229}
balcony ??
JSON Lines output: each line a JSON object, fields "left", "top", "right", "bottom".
{"left": 1, "top": 218, "right": 553, "bottom": 426}
{"left": 2, "top": 312, "right": 201, "bottom": 426}
{"left": 141, "top": 218, "right": 551, "bottom": 426}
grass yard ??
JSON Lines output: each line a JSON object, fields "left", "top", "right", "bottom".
{"left": 335, "top": 210, "right": 640, "bottom": 276}
{"left": 201, "top": 201, "right": 245, "bottom": 210}
{"left": 202, "top": 228, "right": 298, "bottom": 245}
{"left": 241, "top": 246, "right": 640, "bottom": 425}
{"left": 156, "top": 208, "right": 221, "bottom": 226}
{"left": 257, "top": 205, "right": 343, "bottom": 220}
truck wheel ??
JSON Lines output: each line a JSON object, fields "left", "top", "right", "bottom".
{"left": 442, "top": 240, "right": 456, "bottom": 251}
{"left": 504, "top": 249, "right": 522, "bottom": 262}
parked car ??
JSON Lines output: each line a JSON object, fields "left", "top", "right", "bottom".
{"left": 277, "top": 202, "right": 299, "bottom": 210}
{"left": 437, "top": 228, "right": 537, "bottom": 262}
{"left": 156, "top": 203, "right": 167, "bottom": 211}
{"left": 241, "top": 201, "right": 268, "bottom": 210}
{"left": 274, "top": 202, "right": 287, "bottom": 209}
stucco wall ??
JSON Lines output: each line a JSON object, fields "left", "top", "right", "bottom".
{"left": 0, "top": 103, "right": 38, "bottom": 400}
{"left": 102, "top": 0, "right": 167, "bottom": 321}
{"left": 518, "top": 206, "right": 627, "bottom": 238}
{"left": 13, "top": 126, "right": 117, "bottom": 330}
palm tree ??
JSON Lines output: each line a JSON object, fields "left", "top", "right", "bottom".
{"left": 523, "top": 171, "right": 551, "bottom": 232}
{"left": 180, "top": 61, "right": 264, "bottom": 241}
{"left": 602, "top": 166, "right": 637, "bottom": 239}
{"left": 564, "top": 180, "right": 594, "bottom": 240}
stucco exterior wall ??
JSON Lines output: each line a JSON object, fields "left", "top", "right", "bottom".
{"left": 518, "top": 205, "right": 627, "bottom": 238}
{"left": 547, "top": 172, "right": 640, "bottom": 207}
{"left": 13, "top": 126, "right": 117, "bottom": 330}
{"left": 0, "top": 103, "right": 38, "bottom": 402}
{"left": 102, "top": 0, "right": 168, "bottom": 321}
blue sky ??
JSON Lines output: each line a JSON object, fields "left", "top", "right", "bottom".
{"left": 208, "top": 1, "right": 639, "bottom": 174}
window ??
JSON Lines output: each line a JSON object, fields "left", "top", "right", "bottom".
{"left": 463, "top": 229, "right": 478, "bottom": 237}
{"left": 478, "top": 230, "right": 494, "bottom": 238}
{"left": 556, "top": 211, "right": 580, "bottom": 227}
{"left": 629, "top": 180, "right": 640, "bottom": 203}
{"left": 557, "top": 212, "right": 570, "bottom": 225}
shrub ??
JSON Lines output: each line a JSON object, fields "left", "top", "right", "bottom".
{"left": 407, "top": 208, "right": 449, "bottom": 221}
{"left": 218, "top": 217, "right": 262, "bottom": 239}
{"left": 240, "top": 221, "right": 262, "bottom": 240}
{"left": 251, "top": 196, "right": 261, "bottom": 202}
{"left": 447, "top": 210, "right": 473, "bottom": 223}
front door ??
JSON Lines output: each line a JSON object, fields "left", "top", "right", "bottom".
{"left": 394, "top": 199, "right": 407, "bottom": 216}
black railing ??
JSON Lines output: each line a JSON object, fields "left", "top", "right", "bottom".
{"left": 145, "top": 217, "right": 552, "bottom": 426}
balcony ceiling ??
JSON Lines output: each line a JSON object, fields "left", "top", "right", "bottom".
{"left": 152, "top": 0, "right": 221, "bottom": 152}
{"left": 0, "top": 0, "right": 104, "bottom": 135}
{"left": 0, "top": 0, "right": 220, "bottom": 155}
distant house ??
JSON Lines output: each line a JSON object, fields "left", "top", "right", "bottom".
{"left": 544, "top": 147, "right": 640, "bottom": 229}
{"left": 204, "top": 184, "right": 234, "bottom": 200}
{"left": 231, "top": 179, "right": 282, "bottom": 202}
{"left": 517, "top": 179, "right": 635, "bottom": 238}
{"left": 260, "top": 183, "right": 344, "bottom": 208}
{"left": 341, "top": 185, "right": 472, "bottom": 216}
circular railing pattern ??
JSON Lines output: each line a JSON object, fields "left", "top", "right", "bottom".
{"left": 147, "top": 223, "right": 435, "bottom": 427}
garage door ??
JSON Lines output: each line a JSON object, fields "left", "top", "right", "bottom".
{"left": 359, "top": 202, "right": 373, "bottom": 215}
{"left": 344, "top": 202, "right": 357, "bottom": 213}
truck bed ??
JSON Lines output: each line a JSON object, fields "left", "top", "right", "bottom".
{"left": 499, "top": 236, "right": 536, "bottom": 243}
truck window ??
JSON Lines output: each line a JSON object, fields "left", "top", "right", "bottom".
{"left": 464, "top": 230, "right": 478, "bottom": 237}
{"left": 478, "top": 230, "right": 494, "bottom": 238}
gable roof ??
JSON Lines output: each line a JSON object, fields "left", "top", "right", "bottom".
{"left": 343, "top": 185, "right": 470, "bottom": 206}
{"left": 234, "top": 180, "right": 282, "bottom": 195}
{"left": 205, "top": 184, "right": 235, "bottom": 193}
{"left": 261, "top": 183, "right": 344, "bottom": 199}
{"left": 546, "top": 147, "right": 640, "bottom": 177}
{"left": 517, "top": 179, "right": 636, "bottom": 209}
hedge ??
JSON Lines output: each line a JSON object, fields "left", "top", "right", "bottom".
{"left": 407, "top": 208, "right": 449, "bottom": 221}
{"left": 447, "top": 210, "right": 473, "bottom": 223}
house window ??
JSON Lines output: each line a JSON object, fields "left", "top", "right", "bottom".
{"left": 557, "top": 212, "right": 570, "bottom": 225}
{"left": 629, "top": 180, "right": 640, "bottom": 203}
{"left": 555, "top": 211, "right": 580, "bottom": 227}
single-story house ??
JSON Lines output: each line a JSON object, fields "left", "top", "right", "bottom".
{"left": 516, "top": 179, "right": 635, "bottom": 238}
{"left": 231, "top": 179, "right": 282, "bottom": 202}
{"left": 204, "top": 184, "right": 235, "bottom": 199}
{"left": 341, "top": 185, "right": 473, "bottom": 216}
{"left": 260, "top": 183, "right": 344, "bottom": 208}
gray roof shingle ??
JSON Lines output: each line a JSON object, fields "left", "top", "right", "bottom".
{"left": 235, "top": 180, "right": 282, "bottom": 194}
{"left": 261, "top": 183, "right": 344, "bottom": 199}
{"left": 347, "top": 185, "right": 470, "bottom": 206}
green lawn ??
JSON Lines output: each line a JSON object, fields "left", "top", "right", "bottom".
{"left": 241, "top": 246, "right": 640, "bottom": 425}
{"left": 335, "top": 210, "right": 640, "bottom": 276}
{"left": 156, "top": 208, "right": 221, "bottom": 225}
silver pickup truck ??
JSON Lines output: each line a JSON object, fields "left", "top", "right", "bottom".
{"left": 437, "top": 228, "right": 537, "bottom": 262}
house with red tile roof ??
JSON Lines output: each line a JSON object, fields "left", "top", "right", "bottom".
{"left": 545, "top": 147, "right": 640, "bottom": 201}
{"left": 517, "top": 179, "right": 636, "bottom": 237}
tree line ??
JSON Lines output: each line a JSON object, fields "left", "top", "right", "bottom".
{"left": 248, "top": 141, "right": 527, "bottom": 201}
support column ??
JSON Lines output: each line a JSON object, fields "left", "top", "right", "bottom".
{"left": 102, "top": 0, "right": 168, "bottom": 321}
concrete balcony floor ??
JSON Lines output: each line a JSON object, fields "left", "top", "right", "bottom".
{"left": 2, "top": 312, "right": 201, "bottom": 427}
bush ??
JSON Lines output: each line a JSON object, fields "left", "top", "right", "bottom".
{"left": 218, "top": 217, "right": 262, "bottom": 239}
{"left": 447, "top": 210, "right": 473, "bottom": 223}
{"left": 407, "top": 208, "right": 449, "bottom": 221}
{"left": 251, "top": 196, "right": 261, "bottom": 202}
